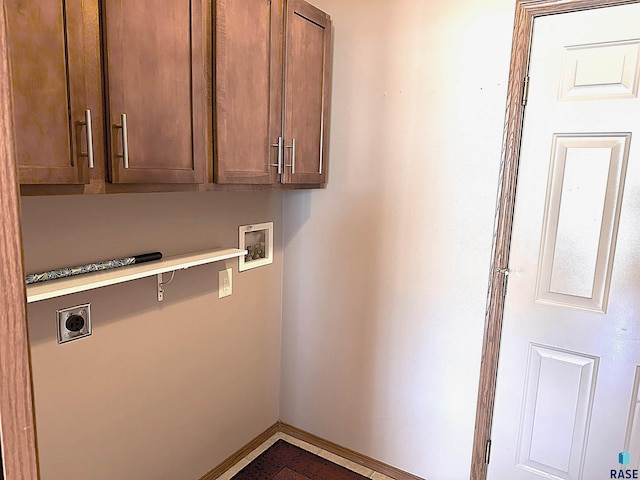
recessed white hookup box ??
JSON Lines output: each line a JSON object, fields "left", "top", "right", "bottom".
{"left": 239, "top": 222, "right": 273, "bottom": 272}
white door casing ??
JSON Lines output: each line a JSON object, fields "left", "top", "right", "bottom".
{"left": 487, "top": 3, "right": 640, "bottom": 479}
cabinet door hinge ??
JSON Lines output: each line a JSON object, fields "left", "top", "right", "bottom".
{"left": 485, "top": 439, "right": 492, "bottom": 465}
{"left": 522, "top": 75, "right": 530, "bottom": 107}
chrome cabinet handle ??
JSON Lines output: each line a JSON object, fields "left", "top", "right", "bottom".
{"left": 84, "top": 109, "right": 94, "bottom": 168}
{"left": 285, "top": 138, "right": 296, "bottom": 175}
{"left": 116, "top": 113, "right": 129, "bottom": 169}
{"left": 270, "top": 136, "right": 283, "bottom": 174}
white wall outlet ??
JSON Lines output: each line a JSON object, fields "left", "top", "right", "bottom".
{"left": 219, "top": 268, "right": 232, "bottom": 298}
{"left": 56, "top": 303, "right": 92, "bottom": 344}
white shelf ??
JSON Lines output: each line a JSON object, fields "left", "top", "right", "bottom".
{"left": 26, "top": 248, "right": 247, "bottom": 303}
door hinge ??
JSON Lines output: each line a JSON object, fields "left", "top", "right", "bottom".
{"left": 522, "top": 75, "right": 530, "bottom": 106}
{"left": 485, "top": 439, "right": 492, "bottom": 465}
{"left": 496, "top": 267, "right": 510, "bottom": 298}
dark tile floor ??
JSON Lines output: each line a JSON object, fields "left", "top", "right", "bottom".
{"left": 231, "top": 440, "right": 370, "bottom": 480}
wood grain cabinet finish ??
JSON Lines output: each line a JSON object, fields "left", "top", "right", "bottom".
{"left": 9, "top": 0, "right": 329, "bottom": 191}
{"left": 102, "top": 0, "right": 207, "bottom": 184}
{"left": 215, "top": 0, "right": 331, "bottom": 187}
{"left": 282, "top": 0, "right": 331, "bottom": 185}
{"left": 8, "top": 0, "right": 207, "bottom": 189}
{"left": 6, "top": 0, "right": 97, "bottom": 185}
{"left": 215, "top": 0, "right": 283, "bottom": 184}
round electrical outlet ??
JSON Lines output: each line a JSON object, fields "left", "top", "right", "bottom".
{"left": 66, "top": 314, "right": 85, "bottom": 332}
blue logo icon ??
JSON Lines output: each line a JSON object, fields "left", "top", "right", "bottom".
{"left": 620, "top": 451, "right": 631, "bottom": 466}
{"left": 612, "top": 451, "right": 637, "bottom": 478}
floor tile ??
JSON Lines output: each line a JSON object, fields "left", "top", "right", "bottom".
{"left": 217, "top": 433, "right": 396, "bottom": 480}
{"left": 316, "top": 449, "right": 375, "bottom": 477}
{"left": 216, "top": 457, "right": 251, "bottom": 480}
{"left": 246, "top": 435, "right": 280, "bottom": 461}
{"left": 370, "top": 472, "right": 396, "bottom": 480}
{"left": 279, "top": 433, "right": 323, "bottom": 454}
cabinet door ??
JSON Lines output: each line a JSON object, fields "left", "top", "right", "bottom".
{"left": 103, "top": 0, "right": 206, "bottom": 184}
{"left": 214, "top": 0, "right": 283, "bottom": 184}
{"left": 283, "top": 0, "right": 331, "bottom": 185}
{"left": 7, "top": 0, "right": 93, "bottom": 185}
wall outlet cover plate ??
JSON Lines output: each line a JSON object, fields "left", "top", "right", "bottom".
{"left": 219, "top": 268, "right": 232, "bottom": 298}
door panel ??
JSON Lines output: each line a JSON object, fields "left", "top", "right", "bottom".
{"left": 488, "top": 4, "right": 640, "bottom": 479}
{"left": 283, "top": 0, "right": 331, "bottom": 185}
{"left": 104, "top": 0, "right": 206, "bottom": 184}
{"left": 627, "top": 367, "right": 640, "bottom": 469}
{"left": 214, "top": 0, "right": 282, "bottom": 184}
{"left": 516, "top": 344, "right": 599, "bottom": 479}
{"left": 536, "top": 134, "right": 630, "bottom": 312}
{"left": 559, "top": 40, "right": 640, "bottom": 101}
{"left": 7, "top": 0, "right": 89, "bottom": 184}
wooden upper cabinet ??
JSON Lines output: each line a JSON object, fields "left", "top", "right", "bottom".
{"left": 283, "top": 0, "right": 331, "bottom": 185}
{"left": 215, "top": 0, "right": 283, "bottom": 184}
{"left": 102, "top": 0, "right": 207, "bottom": 184}
{"left": 7, "top": 0, "right": 95, "bottom": 185}
{"left": 9, "top": 0, "right": 330, "bottom": 191}
{"left": 214, "top": 0, "right": 331, "bottom": 187}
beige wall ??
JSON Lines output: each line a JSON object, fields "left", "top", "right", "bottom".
{"left": 280, "top": 1, "right": 514, "bottom": 478}
{"left": 21, "top": 191, "right": 283, "bottom": 480}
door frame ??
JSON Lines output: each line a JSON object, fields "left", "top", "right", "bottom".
{"left": 0, "top": 0, "right": 39, "bottom": 478}
{"left": 470, "top": 1, "right": 640, "bottom": 479}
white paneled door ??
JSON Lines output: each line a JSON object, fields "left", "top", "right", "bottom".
{"left": 488, "top": 4, "right": 640, "bottom": 480}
